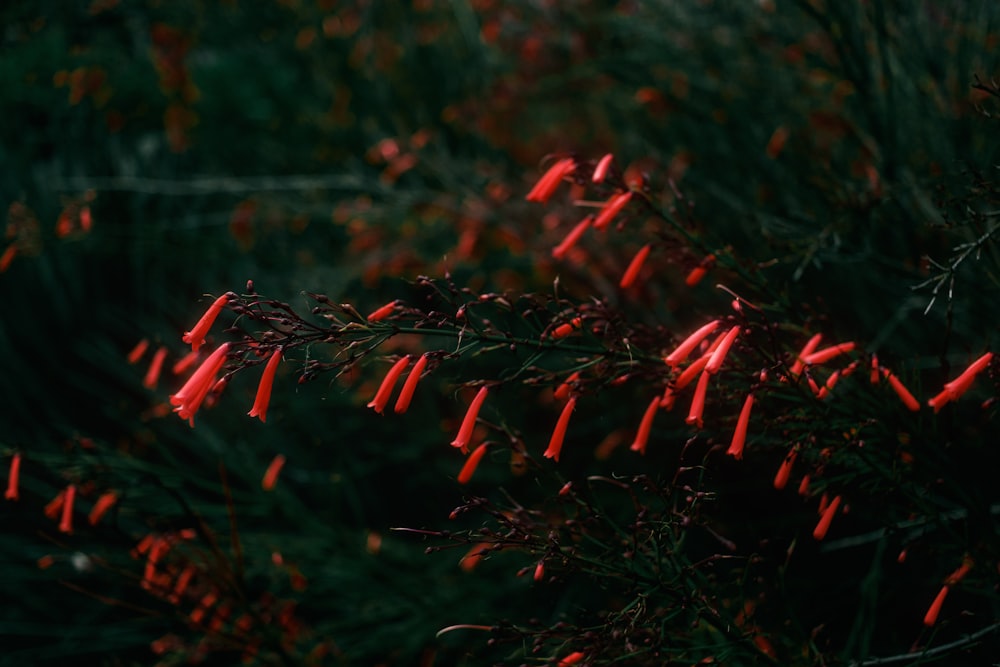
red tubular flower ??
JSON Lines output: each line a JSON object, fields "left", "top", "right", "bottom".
{"left": 5, "top": 453, "right": 21, "bottom": 501}
{"left": 182, "top": 294, "right": 230, "bottom": 352}
{"left": 533, "top": 560, "right": 545, "bottom": 582}
{"left": 169, "top": 343, "right": 230, "bottom": 425}
{"left": 88, "top": 491, "right": 119, "bottom": 526}
{"left": 665, "top": 320, "right": 720, "bottom": 368}
{"left": 143, "top": 346, "right": 169, "bottom": 389}
{"left": 592, "top": 191, "right": 633, "bottom": 231}
{"left": 882, "top": 369, "right": 920, "bottom": 411}
{"left": 44, "top": 490, "right": 65, "bottom": 519}
{"left": 551, "top": 317, "right": 582, "bottom": 339}
{"left": 553, "top": 370, "right": 581, "bottom": 402}
{"left": 773, "top": 448, "right": 797, "bottom": 490}
{"left": 797, "top": 474, "right": 811, "bottom": 496}
{"left": 812, "top": 494, "right": 842, "bottom": 540}
{"left": 249, "top": 348, "right": 283, "bottom": 423}
{"left": 705, "top": 325, "right": 740, "bottom": 374}
{"left": 685, "top": 254, "right": 716, "bottom": 287}
{"left": 127, "top": 338, "right": 150, "bottom": 364}
{"left": 686, "top": 370, "right": 711, "bottom": 428}
{"left": 619, "top": 244, "right": 651, "bottom": 289}
{"left": 458, "top": 443, "right": 489, "bottom": 484}
{"left": 261, "top": 454, "right": 286, "bottom": 491}
{"left": 526, "top": 157, "right": 575, "bottom": 203}
{"left": 923, "top": 586, "right": 949, "bottom": 627}
{"left": 870, "top": 355, "right": 880, "bottom": 384}
{"left": 394, "top": 353, "right": 429, "bottom": 414}
{"left": 172, "top": 349, "right": 200, "bottom": 375}
{"left": 367, "top": 355, "right": 410, "bottom": 415}
{"left": 0, "top": 244, "right": 18, "bottom": 272}
{"left": 59, "top": 484, "right": 76, "bottom": 534}
{"left": 557, "top": 652, "right": 585, "bottom": 667}
{"left": 367, "top": 300, "right": 397, "bottom": 322}
{"left": 552, "top": 216, "right": 592, "bottom": 260}
{"left": 726, "top": 394, "right": 754, "bottom": 460}
{"left": 451, "top": 386, "right": 489, "bottom": 453}
{"left": 943, "top": 351, "right": 993, "bottom": 400}
{"left": 629, "top": 396, "right": 660, "bottom": 455}
{"left": 544, "top": 397, "right": 576, "bottom": 461}
{"left": 802, "top": 342, "right": 856, "bottom": 366}
{"left": 592, "top": 153, "right": 614, "bottom": 183}
{"left": 789, "top": 333, "right": 823, "bottom": 377}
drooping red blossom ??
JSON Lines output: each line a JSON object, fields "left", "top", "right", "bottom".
{"left": 88, "top": 491, "right": 119, "bottom": 525}
{"left": 773, "top": 448, "right": 797, "bottom": 490}
{"left": 789, "top": 333, "right": 823, "bottom": 377}
{"left": 127, "top": 338, "right": 150, "bottom": 364}
{"left": 592, "top": 191, "right": 633, "bottom": 231}
{"left": 59, "top": 484, "right": 76, "bottom": 534}
{"left": 249, "top": 348, "right": 283, "bottom": 423}
{"left": 686, "top": 370, "right": 710, "bottom": 428}
{"left": 619, "top": 244, "right": 651, "bottom": 289}
{"left": 881, "top": 368, "right": 920, "bottom": 411}
{"left": 143, "top": 346, "right": 169, "bottom": 389}
{"left": 5, "top": 453, "right": 21, "bottom": 501}
{"left": 665, "top": 320, "right": 720, "bottom": 368}
{"left": 451, "top": 386, "right": 489, "bottom": 453}
{"left": 629, "top": 396, "right": 660, "bottom": 455}
{"left": 553, "top": 370, "right": 581, "bottom": 402}
{"left": 812, "top": 494, "right": 842, "bottom": 540}
{"left": 801, "top": 342, "right": 856, "bottom": 366}
{"left": 525, "top": 158, "right": 575, "bottom": 203}
{"left": 543, "top": 396, "right": 576, "bottom": 462}
{"left": 394, "top": 353, "right": 429, "bottom": 414}
{"left": 367, "top": 355, "right": 410, "bottom": 415}
{"left": 182, "top": 294, "right": 230, "bottom": 351}
{"left": 592, "top": 153, "right": 614, "bottom": 183}
{"left": 552, "top": 216, "right": 592, "bottom": 260}
{"left": 726, "top": 394, "right": 754, "bottom": 460}
{"left": 367, "top": 300, "right": 398, "bottom": 322}
{"left": 262, "top": 454, "right": 286, "bottom": 491}
{"left": 705, "top": 325, "right": 740, "bottom": 374}
{"left": 458, "top": 443, "right": 489, "bottom": 484}
{"left": 685, "top": 254, "right": 716, "bottom": 287}
{"left": 169, "top": 343, "right": 231, "bottom": 425}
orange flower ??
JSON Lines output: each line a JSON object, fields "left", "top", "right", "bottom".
{"left": 551, "top": 317, "right": 582, "bottom": 339}
{"left": 88, "top": 491, "right": 119, "bottom": 526}
{"left": 726, "top": 394, "right": 754, "bottom": 460}
{"left": 665, "top": 320, "right": 720, "bottom": 368}
{"left": 261, "top": 454, "right": 286, "bottom": 491}
{"left": 882, "top": 369, "right": 920, "bottom": 411}
{"left": 705, "top": 325, "right": 740, "bottom": 374}
{"left": 5, "top": 452, "right": 21, "bottom": 501}
{"left": 394, "top": 353, "right": 429, "bottom": 413}
{"left": 170, "top": 342, "right": 231, "bottom": 425}
{"left": 59, "top": 484, "right": 76, "bottom": 534}
{"left": 367, "top": 355, "right": 410, "bottom": 415}
{"left": 143, "top": 346, "right": 169, "bottom": 389}
{"left": 592, "top": 191, "right": 633, "bottom": 231}
{"left": 552, "top": 216, "right": 592, "bottom": 260}
{"left": 451, "top": 386, "right": 489, "bottom": 453}
{"left": 686, "top": 369, "right": 710, "bottom": 428}
{"left": 592, "top": 153, "right": 614, "bottom": 183}
{"left": 619, "top": 244, "right": 651, "bottom": 289}
{"left": 127, "top": 338, "right": 150, "bottom": 364}
{"left": 458, "top": 443, "right": 489, "bottom": 484}
{"left": 789, "top": 333, "right": 822, "bottom": 377}
{"left": 543, "top": 396, "right": 576, "bottom": 461}
{"left": 773, "top": 448, "right": 797, "bottom": 490}
{"left": 801, "top": 342, "right": 856, "bottom": 366}
{"left": 629, "top": 396, "right": 660, "bottom": 455}
{"left": 367, "top": 300, "right": 397, "bottom": 322}
{"left": 526, "top": 157, "right": 575, "bottom": 203}
{"left": 182, "top": 294, "right": 230, "bottom": 352}
{"left": 812, "top": 494, "right": 841, "bottom": 540}
{"left": 249, "top": 348, "right": 283, "bottom": 422}
{"left": 553, "top": 370, "right": 581, "bottom": 401}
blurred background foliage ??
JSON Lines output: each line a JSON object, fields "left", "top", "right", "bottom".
{"left": 0, "top": 0, "right": 998, "bottom": 665}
